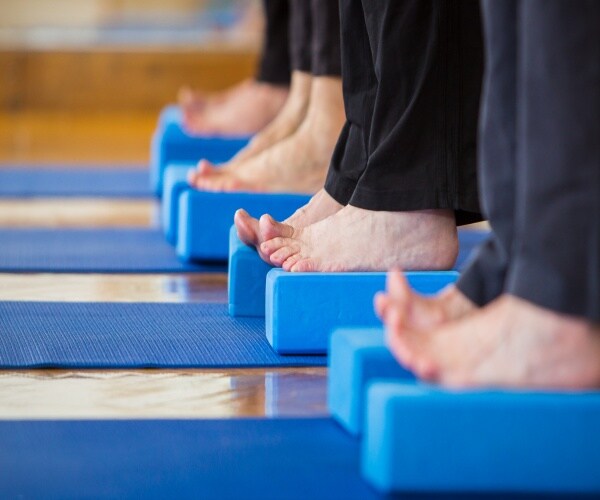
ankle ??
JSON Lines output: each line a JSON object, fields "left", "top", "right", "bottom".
{"left": 308, "top": 76, "right": 345, "bottom": 118}
{"left": 287, "top": 71, "right": 312, "bottom": 106}
{"left": 310, "top": 75, "right": 343, "bottom": 96}
{"left": 290, "top": 70, "right": 313, "bottom": 92}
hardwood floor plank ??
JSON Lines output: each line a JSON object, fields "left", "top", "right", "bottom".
{"left": 0, "top": 368, "right": 328, "bottom": 419}
{"left": 0, "top": 273, "right": 228, "bottom": 303}
{"left": 0, "top": 199, "right": 156, "bottom": 227}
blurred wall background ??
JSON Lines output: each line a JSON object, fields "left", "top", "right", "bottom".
{"left": 0, "top": 0, "right": 261, "bottom": 164}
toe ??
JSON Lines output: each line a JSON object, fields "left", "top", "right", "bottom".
{"left": 259, "top": 214, "right": 294, "bottom": 241}
{"left": 387, "top": 269, "right": 446, "bottom": 330}
{"left": 385, "top": 302, "right": 406, "bottom": 333}
{"left": 219, "top": 177, "right": 239, "bottom": 192}
{"left": 183, "top": 115, "right": 204, "bottom": 135}
{"left": 260, "top": 237, "right": 292, "bottom": 257}
{"left": 269, "top": 246, "right": 298, "bottom": 266}
{"left": 281, "top": 253, "right": 302, "bottom": 271}
{"left": 201, "top": 175, "right": 229, "bottom": 192}
{"left": 385, "top": 318, "right": 441, "bottom": 383}
{"left": 385, "top": 322, "right": 416, "bottom": 371}
{"left": 197, "top": 159, "right": 217, "bottom": 176}
{"left": 227, "top": 177, "right": 258, "bottom": 192}
{"left": 412, "top": 356, "right": 439, "bottom": 382}
{"left": 234, "top": 209, "right": 260, "bottom": 246}
{"left": 387, "top": 269, "right": 411, "bottom": 301}
{"left": 374, "top": 292, "right": 391, "bottom": 321}
{"left": 187, "top": 169, "right": 199, "bottom": 186}
{"left": 290, "top": 258, "right": 317, "bottom": 273}
{"left": 441, "top": 371, "right": 474, "bottom": 389}
{"left": 178, "top": 86, "right": 194, "bottom": 107}
{"left": 193, "top": 175, "right": 213, "bottom": 191}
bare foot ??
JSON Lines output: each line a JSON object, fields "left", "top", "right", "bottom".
{"left": 183, "top": 79, "right": 289, "bottom": 136}
{"left": 178, "top": 83, "right": 247, "bottom": 127}
{"left": 178, "top": 87, "right": 206, "bottom": 120}
{"left": 234, "top": 189, "right": 343, "bottom": 262}
{"left": 260, "top": 206, "right": 459, "bottom": 272}
{"left": 374, "top": 269, "right": 477, "bottom": 331}
{"left": 178, "top": 86, "right": 218, "bottom": 122}
{"left": 385, "top": 294, "right": 600, "bottom": 389}
{"left": 187, "top": 72, "right": 311, "bottom": 179}
{"left": 189, "top": 76, "right": 345, "bottom": 193}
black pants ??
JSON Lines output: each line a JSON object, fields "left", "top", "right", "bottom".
{"left": 256, "top": 0, "right": 291, "bottom": 85}
{"left": 289, "top": 0, "right": 342, "bottom": 76}
{"left": 458, "top": 0, "right": 600, "bottom": 321}
{"left": 324, "top": 0, "right": 484, "bottom": 225}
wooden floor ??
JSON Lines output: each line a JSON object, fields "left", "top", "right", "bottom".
{"left": 0, "top": 168, "right": 328, "bottom": 420}
{"left": 0, "top": 111, "right": 157, "bottom": 164}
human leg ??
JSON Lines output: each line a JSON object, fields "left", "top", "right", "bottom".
{"left": 382, "top": 0, "right": 600, "bottom": 389}
{"left": 262, "top": 1, "right": 485, "bottom": 272}
{"left": 193, "top": 0, "right": 344, "bottom": 193}
{"left": 181, "top": 0, "right": 291, "bottom": 135}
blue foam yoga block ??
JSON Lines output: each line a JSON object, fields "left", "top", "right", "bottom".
{"left": 266, "top": 269, "right": 458, "bottom": 354}
{"left": 363, "top": 382, "right": 600, "bottom": 494}
{"left": 176, "top": 191, "right": 310, "bottom": 262}
{"left": 150, "top": 105, "right": 250, "bottom": 196}
{"left": 228, "top": 226, "right": 273, "bottom": 316}
{"left": 161, "top": 163, "right": 195, "bottom": 245}
{"left": 156, "top": 104, "right": 180, "bottom": 129}
{"left": 328, "top": 328, "right": 413, "bottom": 436}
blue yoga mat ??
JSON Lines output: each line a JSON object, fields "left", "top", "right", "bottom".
{"left": 0, "top": 302, "right": 325, "bottom": 368}
{"left": 0, "top": 418, "right": 378, "bottom": 500}
{"left": 0, "top": 228, "right": 226, "bottom": 273}
{"left": 0, "top": 418, "right": 580, "bottom": 499}
{"left": 0, "top": 167, "right": 152, "bottom": 198}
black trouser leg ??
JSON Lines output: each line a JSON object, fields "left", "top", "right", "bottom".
{"left": 289, "top": 0, "right": 313, "bottom": 73}
{"left": 256, "top": 0, "right": 292, "bottom": 86}
{"left": 325, "top": 0, "right": 484, "bottom": 225}
{"left": 504, "top": 0, "right": 600, "bottom": 321}
{"left": 457, "top": 0, "right": 517, "bottom": 305}
{"left": 310, "top": 0, "right": 342, "bottom": 77}
{"left": 324, "top": 0, "right": 377, "bottom": 205}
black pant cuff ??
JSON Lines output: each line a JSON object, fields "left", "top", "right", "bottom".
{"left": 506, "top": 254, "right": 600, "bottom": 322}
{"left": 324, "top": 168, "right": 357, "bottom": 206}
{"left": 311, "top": 62, "right": 342, "bottom": 78}
{"left": 256, "top": 72, "right": 291, "bottom": 86}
